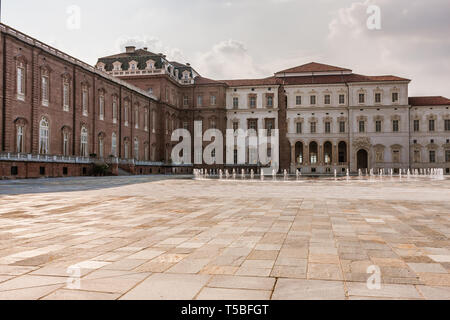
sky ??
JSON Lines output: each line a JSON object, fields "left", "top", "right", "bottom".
{"left": 2, "top": 0, "right": 450, "bottom": 97}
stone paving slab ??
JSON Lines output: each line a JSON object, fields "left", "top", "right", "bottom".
{"left": 0, "top": 176, "right": 449, "bottom": 300}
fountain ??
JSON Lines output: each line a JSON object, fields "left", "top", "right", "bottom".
{"left": 334, "top": 169, "right": 337, "bottom": 180}
{"left": 219, "top": 169, "right": 223, "bottom": 180}
{"left": 358, "top": 169, "right": 362, "bottom": 178}
{"left": 346, "top": 169, "right": 350, "bottom": 181}
{"left": 232, "top": 169, "right": 236, "bottom": 180}
{"left": 250, "top": 169, "right": 255, "bottom": 180}
{"left": 260, "top": 170, "right": 264, "bottom": 181}
{"left": 272, "top": 169, "right": 277, "bottom": 181}
{"left": 284, "top": 170, "right": 288, "bottom": 181}
{"left": 241, "top": 169, "right": 245, "bottom": 180}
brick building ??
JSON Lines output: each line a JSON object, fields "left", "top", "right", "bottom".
{"left": 0, "top": 23, "right": 449, "bottom": 179}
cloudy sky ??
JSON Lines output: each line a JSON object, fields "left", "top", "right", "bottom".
{"left": 3, "top": 0, "right": 450, "bottom": 97}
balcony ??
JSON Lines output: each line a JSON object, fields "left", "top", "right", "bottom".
{"left": 0, "top": 153, "right": 91, "bottom": 164}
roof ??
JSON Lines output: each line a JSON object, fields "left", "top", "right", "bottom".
{"left": 221, "top": 77, "right": 280, "bottom": 87}
{"left": 194, "top": 76, "right": 227, "bottom": 85}
{"left": 409, "top": 96, "right": 450, "bottom": 106}
{"left": 276, "top": 62, "right": 352, "bottom": 74}
{"left": 279, "top": 73, "right": 409, "bottom": 85}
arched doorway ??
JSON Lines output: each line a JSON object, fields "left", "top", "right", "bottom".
{"left": 357, "top": 149, "right": 368, "bottom": 170}
{"left": 309, "top": 142, "right": 318, "bottom": 164}
{"left": 295, "top": 142, "right": 303, "bottom": 164}
{"left": 324, "top": 142, "right": 332, "bottom": 165}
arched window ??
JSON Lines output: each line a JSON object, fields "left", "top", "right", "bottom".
{"left": 99, "top": 93, "right": 105, "bottom": 121}
{"left": 112, "top": 96, "right": 118, "bottom": 124}
{"left": 135, "top": 107, "right": 139, "bottom": 129}
{"left": 63, "top": 77, "right": 70, "bottom": 111}
{"left": 63, "top": 131, "right": 69, "bottom": 156}
{"left": 144, "top": 108, "right": 149, "bottom": 131}
{"left": 41, "top": 69, "right": 49, "bottom": 106}
{"left": 98, "top": 135, "right": 104, "bottom": 158}
{"left": 82, "top": 85, "right": 88, "bottom": 116}
{"left": 111, "top": 133, "right": 117, "bottom": 157}
{"left": 39, "top": 118, "right": 49, "bottom": 154}
{"left": 124, "top": 140, "right": 129, "bottom": 159}
{"left": 80, "top": 126, "right": 88, "bottom": 157}
{"left": 124, "top": 101, "right": 129, "bottom": 126}
{"left": 134, "top": 138, "right": 139, "bottom": 160}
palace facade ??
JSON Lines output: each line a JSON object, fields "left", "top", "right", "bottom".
{"left": 0, "top": 23, "right": 449, "bottom": 179}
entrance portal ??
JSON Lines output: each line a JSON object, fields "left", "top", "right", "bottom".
{"left": 357, "top": 149, "right": 368, "bottom": 170}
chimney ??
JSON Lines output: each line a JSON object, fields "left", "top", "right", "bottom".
{"left": 125, "top": 46, "right": 136, "bottom": 53}
{"left": 186, "top": 63, "right": 190, "bottom": 66}
{"left": 143, "top": 47, "right": 148, "bottom": 51}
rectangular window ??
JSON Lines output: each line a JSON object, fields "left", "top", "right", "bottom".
{"left": 145, "top": 109, "right": 149, "bottom": 131}
{"left": 63, "top": 82, "right": 70, "bottom": 111}
{"left": 359, "top": 93, "right": 365, "bottom": 104}
{"left": 375, "top": 120, "right": 382, "bottom": 133}
{"left": 233, "top": 97, "right": 239, "bottom": 109}
{"left": 446, "top": 150, "right": 450, "bottom": 163}
{"left": 375, "top": 93, "right": 381, "bottom": 103}
{"left": 124, "top": 103, "right": 129, "bottom": 126}
{"left": 310, "top": 95, "right": 316, "bottom": 105}
{"left": 82, "top": 88, "right": 88, "bottom": 115}
{"left": 210, "top": 95, "right": 216, "bottom": 106}
{"left": 267, "top": 95, "right": 273, "bottom": 107}
{"left": 17, "top": 66, "right": 25, "bottom": 99}
{"left": 17, "top": 126, "right": 24, "bottom": 153}
{"left": 429, "top": 150, "right": 436, "bottom": 163}
{"left": 197, "top": 95, "right": 203, "bottom": 107}
{"left": 41, "top": 75, "right": 49, "bottom": 106}
{"left": 135, "top": 108, "right": 139, "bottom": 129}
{"left": 310, "top": 122, "right": 316, "bottom": 134}
{"left": 63, "top": 132, "right": 69, "bottom": 156}
{"left": 429, "top": 119, "right": 435, "bottom": 132}
{"left": 233, "top": 122, "right": 239, "bottom": 132}
{"left": 183, "top": 96, "right": 189, "bottom": 106}
{"left": 249, "top": 96, "right": 256, "bottom": 108}
{"left": 324, "top": 95, "right": 331, "bottom": 105}
{"left": 339, "top": 94, "right": 345, "bottom": 105}
{"left": 99, "top": 96, "right": 105, "bottom": 121}
{"left": 112, "top": 98, "right": 118, "bottom": 124}
{"left": 296, "top": 96, "right": 302, "bottom": 105}
{"left": 296, "top": 122, "right": 302, "bottom": 134}
{"left": 393, "top": 120, "right": 399, "bottom": 132}
{"left": 392, "top": 92, "right": 399, "bottom": 103}
{"left": 325, "top": 122, "right": 331, "bottom": 133}
{"left": 445, "top": 119, "right": 450, "bottom": 131}
{"left": 339, "top": 121, "right": 345, "bottom": 133}
{"left": 414, "top": 120, "right": 420, "bottom": 132}
{"left": 248, "top": 120, "right": 257, "bottom": 130}
{"left": 359, "top": 121, "right": 365, "bottom": 133}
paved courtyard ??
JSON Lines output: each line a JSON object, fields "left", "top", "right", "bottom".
{"left": 0, "top": 175, "right": 449, "bottom": 300}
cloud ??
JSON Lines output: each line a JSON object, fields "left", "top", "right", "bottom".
{"left": 326, "top": 0, "right": 450, "bottom": 97}
{"left": 193, "top": 39, "right": 269, "bottom": 79}
{"left": 115, "top": 36, "right": 186, "bottom": 62}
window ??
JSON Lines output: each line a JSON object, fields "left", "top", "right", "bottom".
{"left": 267, "top": 95, "right": 273, "bottom": 107}
{"left": 80, "top": 126, "right": 88, "bottom": 157}
{"left": 325, "top": 122, "right": 331, "bottom": 133}
{"left": 359, "top": 93, "right": 365, "bottom": 104}
{"left": 413, "top": 120, "right": 420, "bottom": 132}
{"left": 429, "top": 150, "right": 436, "bottom": 163}
{"left": 145, "top": 108, "right": 148, "bottom": 131}
{"left": 233, "top": 97, "right": 239, "bottom": 109}
{"left": 375, "top": 93, "right": 381, "bottom": 104}
{"left": 310, "top": 122, "right": 316, "bottom": 133}
{"left": 82, "top": 86, "right": 88, "bottom": 116}
{"left": 63, "top": 79, "right": 70, "bottom": 111}
{"left": 16, "top": 126, "right": 24, "bottom": 153}
{"left": 233, "top": 149, "right": 238, "bottom": 165}
{"left": 310, "top": 95, "right": 316, "bottom": 105}
{"left": 445, "top": 119, "right": 450, "bottom": 131}
{"left": 11, "top": 166, "right": 18, "bottom": 176}
{"left": 135, "top": 107, "right": 139, "bottom": 129}
{"left": 99, "top": 95, "right": 105, "bottom": 120}
{"left": 266, "top": 120, "right": 274, "bottom": 136}
{"left": 429, "top": 119, "right": 435, "bottom": 132}
{"left": 112, "top": 97, "right": 118, "bottom": 124}
{"left": 248, "top": 119, "right": 257, "bottom": 131}
{"left": 233, "top": 122, "right": 239, "bottom": 132}
{"left": 339, "top": 94, "right": 345, "bottom": 105}
{"left": 145, "top": 145, "right": 149, "bottom": 161}
{"left": 296, "top": 96, "right": 302, "bottom": 105}
{"left": 111, "top": 133, "right": 117, "bottom": 157}
{"left": 296, "top": 122, "right": 302, "bottom": 134}
{"left": 197, "top": 95, "right": 203, "bottom": 107}
{"left": 63, "top": 131, "right": 69, "bottom": 156}
{"left": 39, "top": 118, "right": 49, "bottom": 155}
{"left": 359, "top": 121, "right": 365, "bottom": 133}
{"left": 249, "top": 96, "right": 256, "bottom": 108}
{"left": 414, "top": 150, "right": 421, "bottom": 163}
{"left": 375, "top": 120, "right": 382, "bottom": 133}
{"left": 210, "top": 119, "right": 216, "bottom": 129}
{"left": 183, "top": 96, "right": 189, "bottom": 107}
{"left": 339, "top": 121, "right": 345, "bottom": 133}
{"left": 124, "top": 141, "right": 129, "bottom": 159}
{"left": 124, "top": 102, "right": 129, "bottom": 126}
{"left": 210, "top": 95, "right": 216, "bottom": 106}
{"left": 446, "top": 150, "right": 450, "bottom": 163}
{"left": 393, "top": 120, "right": 399, "bottom": 132}
{"left": 134, "top": 138, "right": 139, "bottom": 160}
{"left": 392, "top": 92, "right": 399, "bottom": 103}
{"left": 41, "top": 72, "right": 49, "bottom": 106}
{"left": 393, "top": 150, "right": 400, "bottom": 163}
{"left": 16, "top": 63, "right": 25, "bottom": 100}
{"left": 324, "top": 95, "right": 331, "bottom": 105}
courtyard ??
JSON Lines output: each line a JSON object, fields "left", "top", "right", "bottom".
{"left": 0, "top": 175, "right": 449, "bottom": 300}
